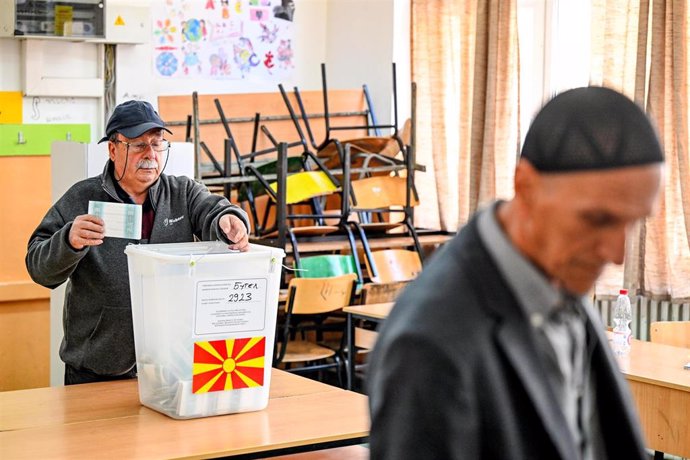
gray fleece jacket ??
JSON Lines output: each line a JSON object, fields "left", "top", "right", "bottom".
{"left": 26, "top": 161, "right": 249, "bottom": 376}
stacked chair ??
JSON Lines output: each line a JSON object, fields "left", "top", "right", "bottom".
{"left": 196, "top": 64, "right": 433, "bottom": 388}
{"left": 342, "top": 142, "right": 425, "bottom": 281}
{"left": 213, "top": 99, "right": 365, "bottom": 282}
{"left": 284, "top": 63, "right": 409, "bottom": 178}
{"left": 278, "top": 64, "right": 425, "bottom": 281}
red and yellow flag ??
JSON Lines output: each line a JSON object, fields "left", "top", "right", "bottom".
{"left": 192, "top": 337, "right": 265, "bottom": 394}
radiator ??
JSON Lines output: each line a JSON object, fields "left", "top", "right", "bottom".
{"left": 594, "top": 297, "right": 690, "bottom": 341}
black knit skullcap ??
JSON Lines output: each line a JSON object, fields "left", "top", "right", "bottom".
{"left": 521, "top": 87, "right": 664, "bottom": 172}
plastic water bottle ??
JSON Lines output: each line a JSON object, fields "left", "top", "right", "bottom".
{"left": 612, "top": 289, "right": 632, "bottom": 356}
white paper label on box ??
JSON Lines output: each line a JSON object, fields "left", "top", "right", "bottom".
{"left": 194, "top": 278, "right": 267, "bottom": 335}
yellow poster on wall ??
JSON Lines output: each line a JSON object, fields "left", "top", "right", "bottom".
{"left": 0, "top": 92, "right": 22, "bottom": 124}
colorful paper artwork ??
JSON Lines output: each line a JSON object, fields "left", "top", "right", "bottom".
{"left": 153, "top": 0, "right": 294, "bottom": 81}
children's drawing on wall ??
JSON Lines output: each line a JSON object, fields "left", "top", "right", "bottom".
{"left": 233, "top": 37, "right": 260, "bottom": 78}
{"left": 154, "top": 18, "right": 177, "bottom": 44}
{"left": 276, "top": 39, "right": 294, "bottom": 69}
{"left": 209, "top": 47, "right": 232, "bottom": 76}
{"left": 273, "top": 0, "right": 295, "bottom": 22}
{"left": 182, "top": 43, "right": 203, "bottom": 75}
{"left": 263, "top": 51, "right": 275, "bottom": 75}
{"left": 259, "top": 22, "right": 278, "bottom": 43}
{"left": 156, "top": 49, "right": 179, "bottom": 76}
{"left": 153, "top": 0, "right": 294, "bottom": 80}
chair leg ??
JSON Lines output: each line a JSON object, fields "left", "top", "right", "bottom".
{"left": 244, "top": 186, "right": 262, "bottom": 236}
{"left": 405, "top": 218, "right": 425, "bottom": 263}
{"left": 261, "top": 200, "right": 274, "bottom": 236}
{"left": 335, "top": 355, "right": 343, "bottom": 389}
{"left": 288, "top": 229, "right": 301, "bottom": 268}
{"left": 342, "top": 224, "right": 364, "bottom": 284}
{"left": 351, "top": 221, "right": 377, "bottom": 280}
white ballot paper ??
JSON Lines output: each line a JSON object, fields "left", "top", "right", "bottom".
{"left": 88, "top": 200, "right": 142, "bottom": 240}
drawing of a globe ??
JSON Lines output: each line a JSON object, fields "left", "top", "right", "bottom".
{"left": 184, "top": 19, "right": 203, "bottom": 42}
{"left": 156, "top": 52, "right": 178, "bottom": 77}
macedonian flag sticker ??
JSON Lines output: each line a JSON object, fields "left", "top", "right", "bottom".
{"left": 192, "top": 337, "right": 265, "bottom": 394}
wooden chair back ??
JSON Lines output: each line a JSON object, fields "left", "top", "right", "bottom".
{"left": 365, "top": 249, "right": 422, "bottom": 284}
{"left": 354, "top": 327, "right": 379, "bottom": 351}
{"left": 360, "top": 280, "right": 409, "bottom": 304}
{"left": 355, "top": 281, "right": 409, "bottom": 351}
{"left": 650, "top": 321, "right": 690, "bottom": 348}
{"left": 286, "top": 274, "right": 358, "bottom": 315}
{"left": 351, "top": 176, "right": 419, "bottom": 210}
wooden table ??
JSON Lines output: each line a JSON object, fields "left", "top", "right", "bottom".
{"left": 0, "top": 369, "right": 369, "bottom": 459}
{"left": 343, "top": 302, "right": 394, "bottom": 390}
{"left": 613, "top": 337, "right": 690, "bottom": 458}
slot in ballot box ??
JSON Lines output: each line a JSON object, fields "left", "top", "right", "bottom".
{"left": 124, "top": 241, "right": 285, "bottom": 419}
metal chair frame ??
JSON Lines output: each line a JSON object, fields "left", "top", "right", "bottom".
{"left": 342, "top": 143, "right": 424, "bottom": 280}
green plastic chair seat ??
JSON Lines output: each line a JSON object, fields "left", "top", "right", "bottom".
{"left": 295, "top": 254, "right": 358, "bottom": 279}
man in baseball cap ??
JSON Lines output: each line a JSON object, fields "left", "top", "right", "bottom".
{"left": 27, "top": 99, "right": 251, "bottom": 385}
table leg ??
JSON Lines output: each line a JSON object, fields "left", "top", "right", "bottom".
{"left": 347, "top": 313, "right": 354, "bottom": 391}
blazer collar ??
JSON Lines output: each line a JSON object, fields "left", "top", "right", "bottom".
{"left": 496, "top": 318, "right": 580, "bottom": 460}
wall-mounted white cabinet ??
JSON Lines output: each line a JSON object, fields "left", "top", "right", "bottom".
{"left": 0, "top": 0, "right": 106, "bottom": 39}
{"left": 0, "top": 1, "right": 149, "bottom": 44}
{"left": 98, "top": 3, "right": 149, "bottom": 45}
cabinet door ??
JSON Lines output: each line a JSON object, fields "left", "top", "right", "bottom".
{"left": 1, "top": 0, "right": 106, "bottom": 38}
{"left": 0, "top": 124, "right": 90, "bottom": 156}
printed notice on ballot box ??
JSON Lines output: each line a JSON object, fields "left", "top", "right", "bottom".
{"left": 194, "top": 278, "right": 267, "bottom": 335}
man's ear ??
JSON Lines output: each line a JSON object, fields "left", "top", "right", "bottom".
{"left": 514, "top": 159, "right": 540, "bottom": 207}
{"left": 108, "top": 140, "right": 116, "bottom": 161}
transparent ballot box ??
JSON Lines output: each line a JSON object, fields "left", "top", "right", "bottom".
{"left": 125, "top": 242, "right": 285, "bottom": 419}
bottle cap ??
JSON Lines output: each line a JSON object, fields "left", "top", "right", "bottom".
{"left": 619, "top": 289, "right": 628, "bottom": 295}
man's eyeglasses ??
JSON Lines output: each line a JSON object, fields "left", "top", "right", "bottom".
{"left": 113, "top": 139, "right": 171, "bottom": 154}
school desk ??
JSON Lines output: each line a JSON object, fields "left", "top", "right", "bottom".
{"left": 0, "top": 369, "right": 369, "bottom": 459}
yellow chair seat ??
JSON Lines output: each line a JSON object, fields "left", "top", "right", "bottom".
{"left": 270, "top": 171, "right": 338, "bottom": 204}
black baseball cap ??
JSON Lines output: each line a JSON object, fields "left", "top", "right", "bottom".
{"left": 98, "top": 100, "right": 172, "bottom": 143}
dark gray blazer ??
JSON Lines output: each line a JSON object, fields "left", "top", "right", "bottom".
{"left": 367, "top": 213, "right": 647, "bottom": 460}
